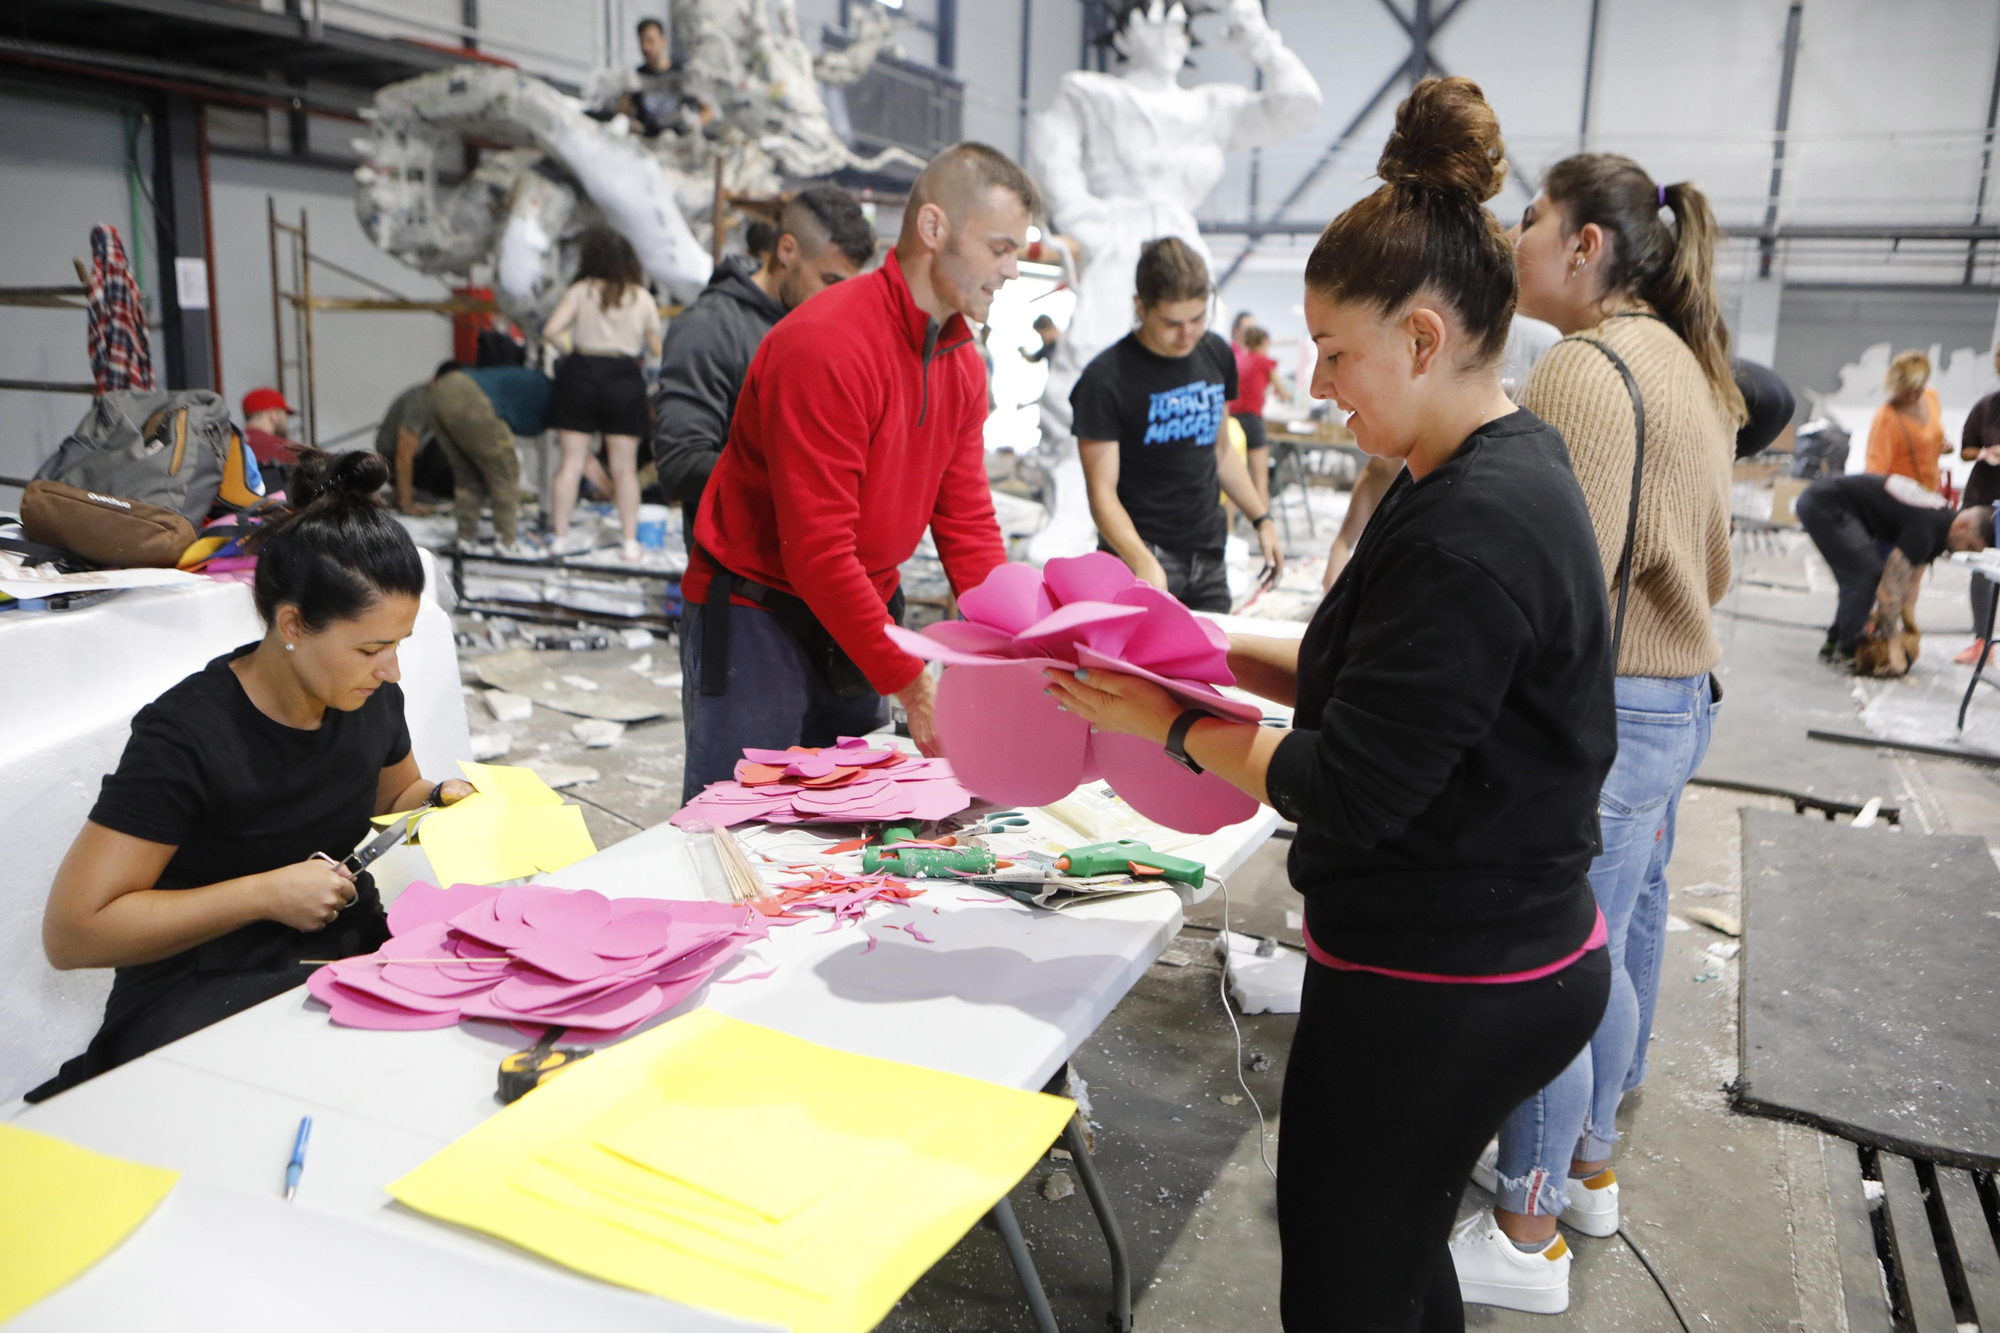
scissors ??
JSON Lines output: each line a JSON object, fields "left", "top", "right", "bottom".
{"left": 313, "top": 808, "right": 425, "bottom": 879}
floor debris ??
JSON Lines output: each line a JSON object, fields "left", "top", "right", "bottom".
{"left": 469, "top": 729, "right": 511, "bottom": 761}
{"left": 1683, "top": 906, "right": 1742, "bottom": 937}
{"left": 1041, "top": 1171, "right": 1075, "bottom": 1202}
{"left": 475, "top": 649, "right": 665, "bottom": 722}
{"left": 483, "top": 690, "right": 534, "bottom": 723}
{"left": 521, "top": 760, "right": 600, "bottom": 789}
{"left": 559, "top": 674, "right": 600, "bottom": 692}
{"left": 571, "top": 718, "right": 626, "bottom": 748}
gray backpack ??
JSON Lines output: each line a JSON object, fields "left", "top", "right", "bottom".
{"left": 34, "top": 389, "right": 270, "bottom": 522}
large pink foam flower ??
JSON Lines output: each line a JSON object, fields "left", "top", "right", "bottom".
{"left": 884, "top": 552, "right": 1260, "bottom": 834}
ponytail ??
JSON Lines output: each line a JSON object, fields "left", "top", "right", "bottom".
{"left": 1544, "top": 155, "right": 1747, "bottom": 424}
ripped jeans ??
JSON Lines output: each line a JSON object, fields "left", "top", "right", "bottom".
{"left": 1490, "top": 673, "right": 1718, "bottom": 1217}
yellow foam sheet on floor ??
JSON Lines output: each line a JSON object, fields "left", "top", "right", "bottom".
{"left": 387, "top": 1010, "right": 1075, "bottom": 1333}
{"left": 381, "top": 761, "right": 596, "bottom": 885}
{"left": 0, "top": 1123, "right": 179, "bottom": 1321}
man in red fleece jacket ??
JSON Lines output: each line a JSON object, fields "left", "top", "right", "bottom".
{"left": 678, "top": 143, "right": 1034, "bottom": 802}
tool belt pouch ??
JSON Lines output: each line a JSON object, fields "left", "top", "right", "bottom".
{"left": 21, "top": 479, "right": 197, "bottom": 568}
{"left": 698, "top": 549, "right": 903, "bottom": 702}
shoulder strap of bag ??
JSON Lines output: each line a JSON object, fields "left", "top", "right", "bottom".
{"left": 1566, "top": 335, "right": 1646, "bottom": 664}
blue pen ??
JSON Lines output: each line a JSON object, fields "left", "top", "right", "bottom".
{"left": 283, "top": 1115, "right": 312, "bottom": 1202}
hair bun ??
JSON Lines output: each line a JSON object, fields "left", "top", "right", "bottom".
{"left": 1377, "top": 76, "right": 1508, "bottom": 205}
{"left": 288, "top": 446, "right": 390, "bottom": 510}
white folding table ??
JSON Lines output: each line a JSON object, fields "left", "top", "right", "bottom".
{"left": 11, "top": 802, "right": 1277, "bottom": 1331}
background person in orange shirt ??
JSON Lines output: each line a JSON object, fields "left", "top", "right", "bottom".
{"left": 1866, "top": 349, "right": 1949, "bottom": 492}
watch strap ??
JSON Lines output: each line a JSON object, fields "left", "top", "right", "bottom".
{"left": 1165, "top": 709, "right": 1211, "bottom": 774}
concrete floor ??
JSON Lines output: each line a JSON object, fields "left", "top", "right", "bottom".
{"left": 448, "top": 523, "right": 2000, "bottom": 1331}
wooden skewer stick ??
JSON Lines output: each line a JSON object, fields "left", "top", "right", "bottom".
{"left": 299, "top": 956, "right": 510, "bottom": 965}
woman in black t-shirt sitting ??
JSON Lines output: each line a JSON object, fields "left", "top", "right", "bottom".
{"left": 1047, "top": 79, "right": 1616, "bottom": 1329}
{"left": 30, "top": 449, "right": 475, "bottom": 1101}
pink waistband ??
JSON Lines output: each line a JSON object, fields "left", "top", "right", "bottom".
{"left": 1300, "top": 908, "right": 1608, "bottom": 985}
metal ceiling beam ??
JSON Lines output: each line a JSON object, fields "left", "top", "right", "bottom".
{"left": 1757, "top": 2, "right": 1805, "bottom": 279}
{"left": 1966, "top": 29, "right": 2000, "bottom": 284}
{"left": 1214, "top": 0, "right": 1471, "bottom": 293}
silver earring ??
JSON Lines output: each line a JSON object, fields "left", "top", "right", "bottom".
{"left": 1569, "top": 256, "right": 1585, "bottom": 279}
{"left": 285, "top": 643, "right": 295, "bottom": 652}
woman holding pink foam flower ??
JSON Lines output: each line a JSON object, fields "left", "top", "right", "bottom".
{"left": 1045, "top": 78, "right": 1617, "bottom": 1330}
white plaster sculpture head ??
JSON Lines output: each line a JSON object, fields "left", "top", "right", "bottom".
{"left": 1113, "top": 1, "right": 1193, "bottom": 80}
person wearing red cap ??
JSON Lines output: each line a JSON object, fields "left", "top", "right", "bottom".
{"left": 241, "top": 388, "right": 298, "bottom": 494}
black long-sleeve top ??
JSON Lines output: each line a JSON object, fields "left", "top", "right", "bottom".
{"left": 1264, "top": 409, "right": 1618, "bottom": 975}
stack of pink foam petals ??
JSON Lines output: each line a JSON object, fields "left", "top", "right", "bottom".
{"left": 882, "top": 551, "right": 1264, "bottom": 834}
{"left": 305, "top": 881, "right": 764, "bottom": 1040}
{"left": 672, "top": 736, "right": 972, "bottom": 829}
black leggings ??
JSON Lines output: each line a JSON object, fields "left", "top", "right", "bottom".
{"left": 1278, "top": 947, "right": 1610, "bottom": 1332}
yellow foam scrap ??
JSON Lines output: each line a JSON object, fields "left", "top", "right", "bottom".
{"left": 387, "top": 1010, "right": 1074, "bottom": 1333}
{"left": 0, "top": 1123, "right": 179, "bottom": 1321}
{"left": 412, "top": 793, "right": 537, "bottom": 886}
{"left": 505, "top": 803, "right": 599, "bottom": 874}
{"left": 458, "top": 760, "right": 566, "bottom": 807}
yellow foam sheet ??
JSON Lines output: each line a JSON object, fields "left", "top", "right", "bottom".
{"left": 0, "top": 1123, "right": 179, "bottom": 1321}
{"left": 380, "top": 762, "right": 596, "bottom": 885}
{"left": 388, "top": 1010, "right": 1074, "bottom": 1333}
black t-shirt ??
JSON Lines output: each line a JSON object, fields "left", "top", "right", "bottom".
{"left": 90, "top": 645, "right": 410, "bottom": 978}
{"left": 1962, "top": 391, "right": 2000, "bottom": 509}
{"left": 1070, "top": 330, "right": 1238, "bottom": 552}
{"left": 1264, "top": 410, "right": 1616, "bottom": 976}
{"left": 1812, "top": 473, "right": 1956, "bottom": 565}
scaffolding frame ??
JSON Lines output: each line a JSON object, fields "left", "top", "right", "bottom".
{"left": 267, "top": 197, "right": 498, "bottom": 447}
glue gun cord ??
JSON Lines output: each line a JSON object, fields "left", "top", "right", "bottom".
{"left": 1213, "top": 874, "right": 1277, "bottom": 1182}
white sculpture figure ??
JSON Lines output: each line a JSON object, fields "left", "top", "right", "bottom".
{"left": 1026, "top": 0, "right": 1320, "bottom": 561}
{"left": 354, "top": 0, "right": 916, "bottom": 335}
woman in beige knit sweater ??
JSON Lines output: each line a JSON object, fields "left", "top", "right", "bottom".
{"left": 1449, "top": 156, "right": 1745, "bottom": 1313}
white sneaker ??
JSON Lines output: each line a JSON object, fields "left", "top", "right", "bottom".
{"left": 1450, "top": 1211, "right": 1571, "bottom": 1315}
{"left": 619, "top": 540, "right": 643, "bottom": 564}
{"left": 493, "top": 538, "right": 544, "bottom": 560}
{"left": 1469, "top": 1141, "right": 1621, "bottom": 1238}
{"left": 1563, "top": 1167, "right": 1620, "bottom": 1238}
{"left": 550, "top": 528, "right": 598, "bottom": 556}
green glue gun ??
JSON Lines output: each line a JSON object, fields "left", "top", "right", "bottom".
{"left": 863, "top": 824, "right": 997, "bottom": 878}
{"left": 1054, "top": 840, "right": 1206, "bottom": 888}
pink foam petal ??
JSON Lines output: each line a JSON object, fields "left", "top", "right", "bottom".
{"left": 381, "top": 962, "right": 507, "bottom": 998}
{"left": 496, "top": 885, "right": 564, "bottom": 925}
{"left": 512, "top": 935, "right": 614, "bottom": 982}
{"left": 1110, "top": 585, "right": 1234, "bottom": 683}
{"left": 1041, "top": 551, "right": 1139, "bottom": 608}
{"left": 956, "top": 561, "right": 1052, "bottom": 634}
{"left": 587, "top": 908, "right": 679, "bottom": 958}
{"left": 448, "top": 908, "right": 542, "bottom": 950}
{"left": 1011, "top": 601, "right": 1145, "bottom": 661}
{"left": 386, "top": 882, "right": 502, "bottom": 937}
{"left": 330, "top": 967, "right": 468, "bottom": 1013}
{"left": 541, "top": 980, "right": 663, "bottom": 1026}
{"left": 922, "top": 620, "right": 1018, "bottom": 656}
{"left": 322, "top": 981, "right": 462, "bottom": 1030}
{"left": 862, "top": 935, "right": 878, "bottom": 953}
{"left": 1072, "top": 647, "right": 1264, "bottom": 722}
{"left": 375, "top": 921, "right": 452, "bottom": 960}
{"left": 477, "top": 969, "right": 621, "bottom": 1016}
{"left": 899, "top": 778, "right": 974, "bottom": 821}
{"left": 884, "top": 624, "right": 1061, "bottom": 670}
{"left": 521, "top": 888, "right": 613, "bottom": 936}
{"left": 904, "top": 925, "right": 934, "bottom": 943}
{"left": 717, "top": 967, "right": 777, "bottom": 985}
{"left": 784, "top": 754, "right": 839, "bottom": 779}
{"left": 935, "top": 662, "right": 1089, "bottom": 807}
{"left": 742, "top": 747, "right": 810, "bottom": 764}
{"left": 1089, "top": 728, "right": 1260, "bottom": 835}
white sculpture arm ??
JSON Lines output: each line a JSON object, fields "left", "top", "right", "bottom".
{"left": 1027, "top": 78, "right": 1109, "bottom": 238}
{"left": 1213, "top": 0, "right": 1323, "bottom": 154}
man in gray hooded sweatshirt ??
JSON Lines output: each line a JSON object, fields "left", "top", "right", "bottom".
{"left": 651, "top": 183, "right": 877, "bottom": 533}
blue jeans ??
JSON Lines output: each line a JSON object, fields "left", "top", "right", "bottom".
{"left": 1491, "top": 673, "right": 1718, "bottom": 1216}
{"left": 678, "top": 602, "right": 888, "bottom": 805}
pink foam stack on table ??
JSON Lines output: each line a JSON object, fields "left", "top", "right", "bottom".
{"left": 882, "top": 551, "right": 1262, "bottom": 834}
{"left": 305, "top": 882, "right": 764, "bottom": 1040}
{"left": 672, "top": 735, "right": 972, "bottom": 828}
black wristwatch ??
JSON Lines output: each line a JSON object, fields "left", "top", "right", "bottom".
{"left": 1165, "top": 709, "right": 1211, "bottom": 775}
{"left": 1250, "top": 513, "right": 1274, "bottom": 528}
